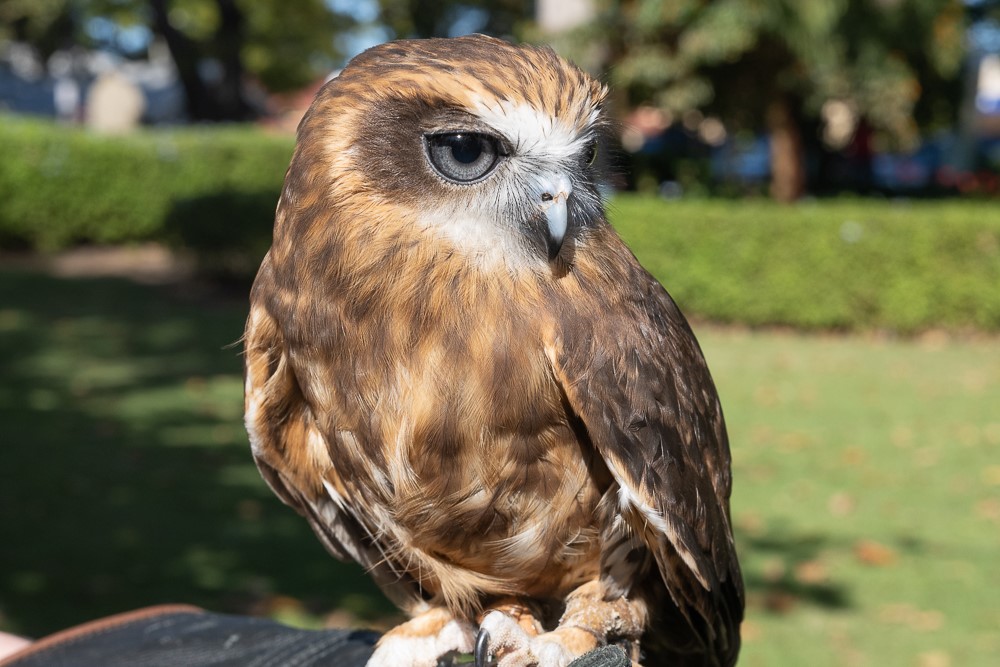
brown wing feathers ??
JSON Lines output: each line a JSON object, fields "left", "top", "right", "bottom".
{"left": 547, "top": 232, "right": 744, "bottom": 664}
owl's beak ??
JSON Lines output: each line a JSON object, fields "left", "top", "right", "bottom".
{"left": 536, "top": 173, "right": 573, "bottom": 260}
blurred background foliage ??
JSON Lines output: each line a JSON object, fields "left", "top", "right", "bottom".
{"left": 0, "top": 116, "right": 288, "bottom": 252}
{"left": 1, "top": 1, "right": 1000, "bottom": 666}
{"left": 547, "top": 0, "right": 971, "bottom": 199}
{"left": 1, "top": 0, "right": 351, "bottom": 117}
{"left": 2, "top": 0, "right": 998, "bottom": 194}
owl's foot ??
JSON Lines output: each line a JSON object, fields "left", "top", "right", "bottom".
{"left": 475, "top": 610, "right": 599, "bottom": 667}
{"left": 367, "top": 607, "right": 476, "bottom": 667}
{"left": 474, "top": 582, "right": 646, "bottom": 667}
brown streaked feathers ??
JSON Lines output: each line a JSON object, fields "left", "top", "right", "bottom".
{"left": 244, "top": 34, "right": 743, "bottom": 666}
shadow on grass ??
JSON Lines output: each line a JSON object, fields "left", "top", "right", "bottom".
{"left": 1, "top": 269, "right": 868, "bottom": 637}
{"left": 737, "top": 526, "right": 935, "bottom": 616}
{"left": 0, "top": 270, "right": 393, "bottom": 636}
{"left": 739, "top": 532, "right": 852, "bottom": 614}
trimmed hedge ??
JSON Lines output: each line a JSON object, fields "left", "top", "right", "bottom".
{"left": 2, "top": 116, "right": 998, "bottom": 332}
{"left": 610, "top": 197, "right": 1000, "bottom": 333}
{"left": 0, "top": 115, "right": 292, "bottom": 256}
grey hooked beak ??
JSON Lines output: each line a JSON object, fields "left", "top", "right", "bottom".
{"left": 536, "top": 173, "right": 573, "bottom": 260}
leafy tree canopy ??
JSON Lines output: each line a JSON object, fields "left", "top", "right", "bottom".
{"left": 376, "top": 0, "right": 532, "bottom": 40}
{"left": 1, "top": 0, "right": 354, "bottom": 119}
{"left": 552, "top": 0, "right": 968, "bottom": 148}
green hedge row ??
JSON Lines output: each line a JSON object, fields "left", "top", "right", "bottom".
{"left": 2, "top": 116, "right": 998, "bottom": 332}
{"left": 0, "top": 115, "right": 292, "bottom": 270}
{"left": 610, "top": 197, "right": 1000, "bottom": 332}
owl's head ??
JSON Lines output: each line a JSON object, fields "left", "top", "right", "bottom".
{"left": 283, "top": 34, "right": 610, "bottom": 270}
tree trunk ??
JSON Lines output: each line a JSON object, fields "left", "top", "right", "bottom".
{"left": 212, "top": 0, "right": 254, "bottom": 121}
{"left": 148, "top": 0, "right": 254, "bottom": 121}
{"left": 767, "top": 96, "right": 806, "bottom": 202}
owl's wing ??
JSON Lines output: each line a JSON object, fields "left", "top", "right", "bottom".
{"left": 243, "top": 283, "right": 364, "bottom": 565}
{"left": 243, "top": 258, "right": 423, "bottom": 612}
{"left": 547, "top": 262, "right": 744, "bottom": 665}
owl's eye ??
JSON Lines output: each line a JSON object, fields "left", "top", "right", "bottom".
{"left": 585, "top": 140, "right": 598, "bottom": 166}
{"left": 424, "top": 133, "right": 505, "bottom": 184}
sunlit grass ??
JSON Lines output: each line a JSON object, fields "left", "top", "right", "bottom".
{"left": 1, "top": 269, "right": 997, "bottom": 665}
{"left": 699, "top": 329, "right": 1000, "bottom": 666}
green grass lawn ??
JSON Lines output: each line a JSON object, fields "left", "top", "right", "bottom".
{"left": 703, "top": 329, "right": 1000, "bottom": 666}
{"left": 1, "top": 268, "right": 997, "bottom": 665}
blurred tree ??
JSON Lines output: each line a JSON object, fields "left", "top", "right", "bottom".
{"left": 0, "top": 0, "right": 353, "bottom": 121}
{"left": 0, "top": 0, "right": 76, "bottom": 56}
{"left": 550, "top": 0, "right": 967, "bottom": 200}
{"left": 377, "top": 0, "right": 532, "bottom": 39}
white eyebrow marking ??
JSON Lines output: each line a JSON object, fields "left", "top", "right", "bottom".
{"left": 470, "top": 97, "right": 597, "bottom": 163}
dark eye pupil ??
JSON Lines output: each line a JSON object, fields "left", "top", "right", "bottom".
{"left": 447, "top": 135, "right": 483, "bottom": 164}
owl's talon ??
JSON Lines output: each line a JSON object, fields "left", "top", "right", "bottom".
{"left": 475, "top": 627, "right": 493, "bottom": 667}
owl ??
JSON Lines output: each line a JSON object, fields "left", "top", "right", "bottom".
{"left": 244, "top": 34, "right": 743, "bottom": 667}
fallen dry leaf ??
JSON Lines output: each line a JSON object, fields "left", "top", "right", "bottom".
{"left": 740, "top": 620, "right": 762, "bottom": 641}
{"left": 778, "top": 430, "right": 814, "bottom": 451}
{"left": 763, "top": 591, "right": 797, "bottom": 614}
{"left": 914, "top": 610, "right": 945, "bottom": 632}
{"left": 735, "top": 511, "right": 765, "bottom": 536}
{"left": 982, "top": 466, "right": 1000, "bottom": 486}
{"left": 828, "top": 491, "right": 855, "bottom": 517}
{"left": 890, "top": 424, "right": 914, "bottom": 449}
{"left": 761, "top": 557, "right": 786, "bottom": 583}
{"left": 854, "top": 539, "right": 898, "bottom": 566}
{"left": 879, "top": 602, "right": 917, "bottom": 624}
{"left": 918, "top": 650, "right": 951, "bottom": 667}
{"left": 841, "top": 446, "right": 867, "bottom": 466}
{"left": 793, "top": 559, "right": 828, "bottom": 585}
{"left": 753, "top": 385, "right": 780, "bottom": 407}
{"left": 974, "top": 498, "right": 1000, "bottom": 523}
{"left": 750, "top": 424, "right": 775, "bottom": 445}
{"left": 877, "top": 603, "right": 945, "bottom": 631}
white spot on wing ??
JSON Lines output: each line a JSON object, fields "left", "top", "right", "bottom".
{"left": 322, "top": 479, "right": 347, "bottom": 510}
{"left": 306, "top": 427, "right": 332, "bottom": 468}
{"left": 616, "top": 483, "right": 669, "bottom": 535}
{"left": 244, "top": 367, "right": 265, "bottom": 458}
{"left": 614, "top": 475, "right": 710, "bottom": 590}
